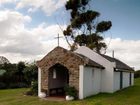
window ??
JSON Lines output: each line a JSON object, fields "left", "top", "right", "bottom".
{"left": 53, "top": 69, "right": 56, "bottom": 79}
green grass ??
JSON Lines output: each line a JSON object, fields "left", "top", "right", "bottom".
{"left": 0, "top": 78, "right": 140, "bottom": 105}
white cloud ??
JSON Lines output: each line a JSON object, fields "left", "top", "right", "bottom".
{"left": 0, "top": 0, "right": 17, "bottom": 7}
{"left": 32, "top": 23, "right": 66, "bottom": 41}
{"left": 105, "top": 38, "right": 140, "bottom": 70}
{"left": 0, "top": 0, "right": 16, "bottom": 4}
{"left": 16, "top": 0, "right": 66, "bottom": 15}
{"left": 0, "top": 10, "right": 31, "bottom": 38}
{"left": 30, "top": 23, "right": 68, "bottom": 59}
{"left": 0, "top": 10, "right": 42, "bottom": 62}
{"left": 0, "top": 9, "right": 68, "bottom": 63}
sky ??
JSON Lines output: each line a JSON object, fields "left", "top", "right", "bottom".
{"left": 0, "top": 0, "right": 140, "bottom": 70}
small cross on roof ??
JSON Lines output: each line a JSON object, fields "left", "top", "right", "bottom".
{"left": 54, "top": 34, "right": 63, "bottom": 46}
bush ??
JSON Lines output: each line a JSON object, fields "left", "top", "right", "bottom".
{"left": 23, "top": 64, "right": 38, "bottom": 85}
{"left": 9, "top": 83, "right": 28, "bottom": 89}
{"left": 0, "top": 82, "right": 7, "bottom": 89}
{"left": 64, "top": 85, "right": 77, "bottom": 98}
{"left": 9, "top": 83, "right": 18, "bottom": 88}
{"left": 18, "top": 83, "right": 28, "bottom": 88}
{"left": 134, "top": 70, "right": 140, "bottom": 78}
{"left": 25, "top": 81, "right": 38, "bottom": 96}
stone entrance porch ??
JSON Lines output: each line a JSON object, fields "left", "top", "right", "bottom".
{"left": 48, "top": 63, "right": 69, "bottom": 96}
{"left": 37, "top": 47, "right": 84, "bottom": 98}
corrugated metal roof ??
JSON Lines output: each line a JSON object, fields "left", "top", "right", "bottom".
{"left": 101, "top": 54, "right": 134, "bottom": 71}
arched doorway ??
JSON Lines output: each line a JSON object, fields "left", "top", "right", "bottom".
{"left": 48, "top": 63, "right": 69, "bottom": 96}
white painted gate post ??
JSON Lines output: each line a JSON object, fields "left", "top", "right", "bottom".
{"left": 38, "top": 67, "right": 41, "bottom": 96}
{"left": 79, "top": 65, "right": 84, "bottom": 99}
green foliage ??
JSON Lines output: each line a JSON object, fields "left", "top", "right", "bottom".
{"left": 17, "top": 62, "right": 26, "bottom": 74}
{"left": 0, "top": 61, "right": 38, "bottom": 89}
{"left": 23, "top": 64, "right": 38, "bottom": 84}
{"left": 15, "top": 62, "right": 26, "bottom": 82}
{"left": 0, "top": 82, "right": 7, "bottom": 89}
{"left": 0, "top": 63, "right": 18, "bottom": 86}
{"left": 65, "top": 0, "right": 89, "bottom": 12}
{"left": 8, "top": 83, "right": 28, "bottom": 89}
{"left": 31, "top": 81, "right": 38, "bottom": 95}
{"left": 71, "top": 10, "right": 100, "bottom": 29}
{"left": 134, "top": 70, "right": 140, "bottom": 78}
{"left": 64, "top": 0, "right": 112, "bottom": 53}
{"left": 0, "top": 69, "right": 6, "bottom": 76}
{"left": 0, "top": 63, "right": 17, "bottom": 74}
{"left": 26, "top": 81, "right": 38, "bottom": 96}
{"left": 96, "top": 21, "right": 112, "bottom": 33}
{"left": 64, "top": 85, "right": 77, "bottom": 98}
{"left": 75, "top": 33, "right": 106, "bottom": 52}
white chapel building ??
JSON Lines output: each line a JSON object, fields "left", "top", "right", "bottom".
{"left": 37, "top": 46, "right": 134, "bottom": 99}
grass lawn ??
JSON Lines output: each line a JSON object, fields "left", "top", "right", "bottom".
{"left": 0, "top": 78, "right": 140, "bottom": 105}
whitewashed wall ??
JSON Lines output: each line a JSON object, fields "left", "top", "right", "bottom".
{"left": 131, "top": 73, "right": 134, "bottom": 86}
{"left": 113, "top": 72, "right": 120, "bottom": 92}
{"left": 79, "top": 66, "right": 101, "bottom": 99}
{"left": 122, "top": 72, "right": 130, "bottom": 88}
{"left": 76, "top": 46, "right": 133, "bottom": 96}
{"left": 113, "top": 71, "right": 134, "bottom": 92}
{"left": 75, "top": 46, "right": 115, "bottom": 93}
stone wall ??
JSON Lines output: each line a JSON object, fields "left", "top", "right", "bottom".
{"left": 37, "top": 47, "right": 84, "bottom": 95}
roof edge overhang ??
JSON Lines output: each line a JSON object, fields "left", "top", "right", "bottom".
{"left": 114, "top": 68, "right": 135, "bottom": 72}
{"left": 85, "top": 64, "right": 105, "bottom": 69}
{"left": 75, "top": 53, "right": 105, "bottom": 69}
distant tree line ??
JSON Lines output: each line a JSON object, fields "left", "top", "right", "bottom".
{"left": 0, "top": 62, "right": 38, "bottom": 89}
{"left": 134, "top": 70, "right": 140, "bottom": 78}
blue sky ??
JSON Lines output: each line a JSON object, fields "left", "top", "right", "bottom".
{"left": 93, "top": 0, "right": 140, "bottom": 40}
{"left": 0, "top": 0, "right": 140, "bottom": 70}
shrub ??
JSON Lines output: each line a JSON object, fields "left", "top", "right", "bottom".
{"left": 31, "top": 81, "right": 38, "bottom": 95}
{"left": 0, "top": 82, "right": 7, "bottom": 89}
{"left": 64, "top": 85, "right": 77, "bottom": 98}
{"left": 18, "top": 83, "right": 28, "bottom": 88}
{"left": 25, "top": 81, "right": 38, "bottom": 96}
{"left": 9, "top": 83, "right": 28, "bottom": 89}
{"left": 134, "top": 70, "right": 140, "bottom": 78}
{"left": 9, "top": 83, "right": 18, "bottom": 88}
